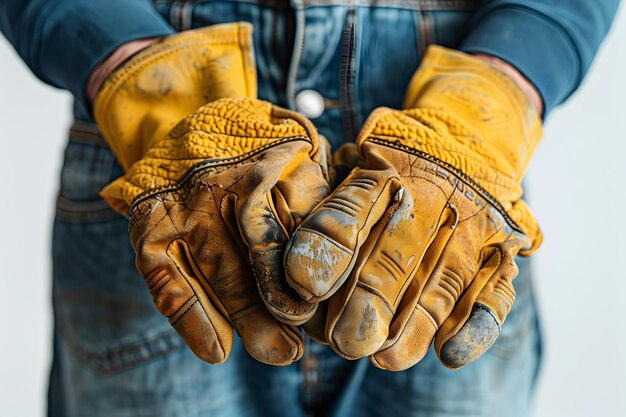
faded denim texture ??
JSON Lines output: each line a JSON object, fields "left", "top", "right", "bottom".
{"left": 49, "top": 1, "right": 542, "bottom": 416}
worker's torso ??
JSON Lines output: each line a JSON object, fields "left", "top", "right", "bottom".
{"left": 150, "top": 0, "right": 480, "bottom": 148}
{"left": 54, "top": 4, "right": 541, "bottom": 408}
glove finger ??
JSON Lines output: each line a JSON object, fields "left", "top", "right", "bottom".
{"left": 370, "top": 222, "right": 485, "bottom": 371}
{"left": 437, "top": 233, "right": 526, "bottom": 369}
{"left": 185, "top": 193, "right": 303, "bottom": 365}
{"left": 171, "top": 236, "right": 304, "bottom": 366}
{"left": 284, "top": 162, "right": 403, "bottom": 302}
{"left": 136, "top": 237, "right": 234, "bottom": 365}
{"left": 327, "top": 190, "right": 450, "bottom": 359}
{"left": 235, "top": 142, "right": 330, "bottom": 325}
{"left": 231, "top": 303, "right": 304, "bottom": 365}
{"left": 194, "top": 230, "right": 308, "bottom": 367}
{"left": 136, "top": 192, "right": 306, "bottom": 366}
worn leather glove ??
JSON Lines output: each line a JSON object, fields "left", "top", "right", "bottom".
{"left": 94, "top": 23, "right": 257, "bottom": 172}
{"left": 284, "top": 46, "right": 543, "bottom": 370}
{"left": 94, "top": 24, "right": 331, "bottom": 365}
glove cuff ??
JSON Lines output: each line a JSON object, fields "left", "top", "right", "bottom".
{"left": 94, "top": 22, "right": 257, "bottom": 171}
{"left": 403, "top": 45, "right": 542, "bottom": 182}
{"left": 354, "top": 46, "right": 544, "bottom": 247}
{"left": 354, "top": 106, "right": 541, "bottom": 248}
{"left": 101, "top": 98, "right": 319, "bottom": 214}
{"left": 356, "top": 107, "right": 524, "bottom": 209}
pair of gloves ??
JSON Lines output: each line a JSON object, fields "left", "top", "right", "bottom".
{"left": 93, "top": 23, "right": 542, "bottom": 371}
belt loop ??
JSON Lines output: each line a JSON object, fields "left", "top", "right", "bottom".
{"left": 414, "top": 4, "right": 435, "bottom": 57}
{"left": 170, "top": 1, "right": 194, "bottom": 31}
{"left": 339, "top": 1, "right": 359, "bottom": 142}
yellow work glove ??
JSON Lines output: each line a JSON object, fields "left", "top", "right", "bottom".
{"left": 95, "top": 23, "right": 257, "bottom": 172}
{"left": 284, "top": 45, "right": 543, "bottom": 370}
{"left": 94, "top": 24, "right": 331, "bottom": 365}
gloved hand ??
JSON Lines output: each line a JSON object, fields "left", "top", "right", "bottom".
{"left": 284, "top": 46, "right": 543, "bottom": 370}
{"left": 94, "top": 24, "right": 331, "bottom": 365}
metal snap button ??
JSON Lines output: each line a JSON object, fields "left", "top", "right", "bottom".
{"left": 295, "top": 89, "right": 325, "bottom": 119}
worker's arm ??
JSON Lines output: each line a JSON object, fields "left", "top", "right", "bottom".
{"left": 460, "top": 0, "right": 621, "bottom": 115}
{"left": 0, "top": 0, "right": 174, "bottom": 106}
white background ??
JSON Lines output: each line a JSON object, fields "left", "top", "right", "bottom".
{"left": 1, "top": 6, "right": 625, "bottom": 416}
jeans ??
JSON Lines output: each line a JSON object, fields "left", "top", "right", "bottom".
{"left": 49, "top": 1, "right": 542, "bottom": 416}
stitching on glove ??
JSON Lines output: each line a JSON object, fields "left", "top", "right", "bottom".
{"left": 167, "top": 243, "right": 233, "bottom": 326}
{"left": 473, "top": 303, "right": 502, "bottom": 330}
{"left": 439, "top": 268, "right": 464, "bottom": 300}
{"left": 414, "top": 303, "right": 438, "bottom": 329}
{"left": 373, "top": 133, "right": 518, "bottom": 197}
{"left": 169, "top": 295, "right": 199, "bottom": 326}
{"left": 99, "top": 36, "right": 253, "bottom": 138}
{"left": 494, "top": 279, "right": 515, "bottom": 306}
{"left": 147, "top": 269, "right": 172, "bottom": 294}
{"left": 230, "top": 302, "right": 266, "bottom": 321}
{"left": 129, "top": 136, "right": 311, "bottom": 220}
{"left": 355, "top": 281, "right": 395, "bottom": 312}
{"left": 294, "top": 227, "right": 354, "bottom": 255}
{"left": 104, "top": 36, "right": 249, "bottom": 92}
{"left": 368, "top": 137, "right": 525, "bottom": 235}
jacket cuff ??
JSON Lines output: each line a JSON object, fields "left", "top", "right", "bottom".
{"left": 37, "top": 0, "right": 174, "bottom": 109}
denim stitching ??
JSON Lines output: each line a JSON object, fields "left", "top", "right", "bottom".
{"left": 417, "top": 7, "right": 435, "bottom": 55}
{"left": 181, "top": 1, "right": 194, "bottom": 30}
{"left": 339, "top": 6, "right": 358, "bottom": 142}
{"left": 286, "top": 0, "right": 305, "bottom": 110}
{"left": 68, "top": 121, "right": 108, "bottom": 148}
{"left": 55, "top": 195, "right": 123, "bottom": 223}
{"left": 58, "top": 326, "right": 185, "bottom": 374}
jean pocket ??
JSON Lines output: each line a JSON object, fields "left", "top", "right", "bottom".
{"left": 53, "top": 121, "right": 185, "bottom": 373}
{"left": 56, "top": 121, "right": 123, "bottom": 223}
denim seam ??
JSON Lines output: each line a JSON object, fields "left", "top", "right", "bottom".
{"left": 181, "top": 1, "right": 195, "bottom": 30}
{"left": 416, "top": 8, "right": 435, "bottom": 56}
{"left": 68, "top": 121, "right": 108, "bottom": 148}
{"left": 339, "top": 6, "right": 358, "bottom": 142}
{"left": 286, "top": 0, "right": 305, "bottom": 110}
{"left": 300, "top": 0, "right": 478, "bottom": 8}
{"left": 58, "top": 326, "right": 185, "bottom": 373}
{"left": 55, "top": 195, "right": 123, "bottom": 223}
{"left": 169, "top": 1, "right": 196, "bottom": 31}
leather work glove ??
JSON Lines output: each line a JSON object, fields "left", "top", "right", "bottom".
{"left": 284, "top": 46, "right": 543, "bottom": 370}
{"left": 94, "top": 24, "right": 331, "bottom": 365}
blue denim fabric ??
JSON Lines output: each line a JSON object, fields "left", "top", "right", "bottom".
{"left": 49, "top": 1, "right": 542, "bottom": 416}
